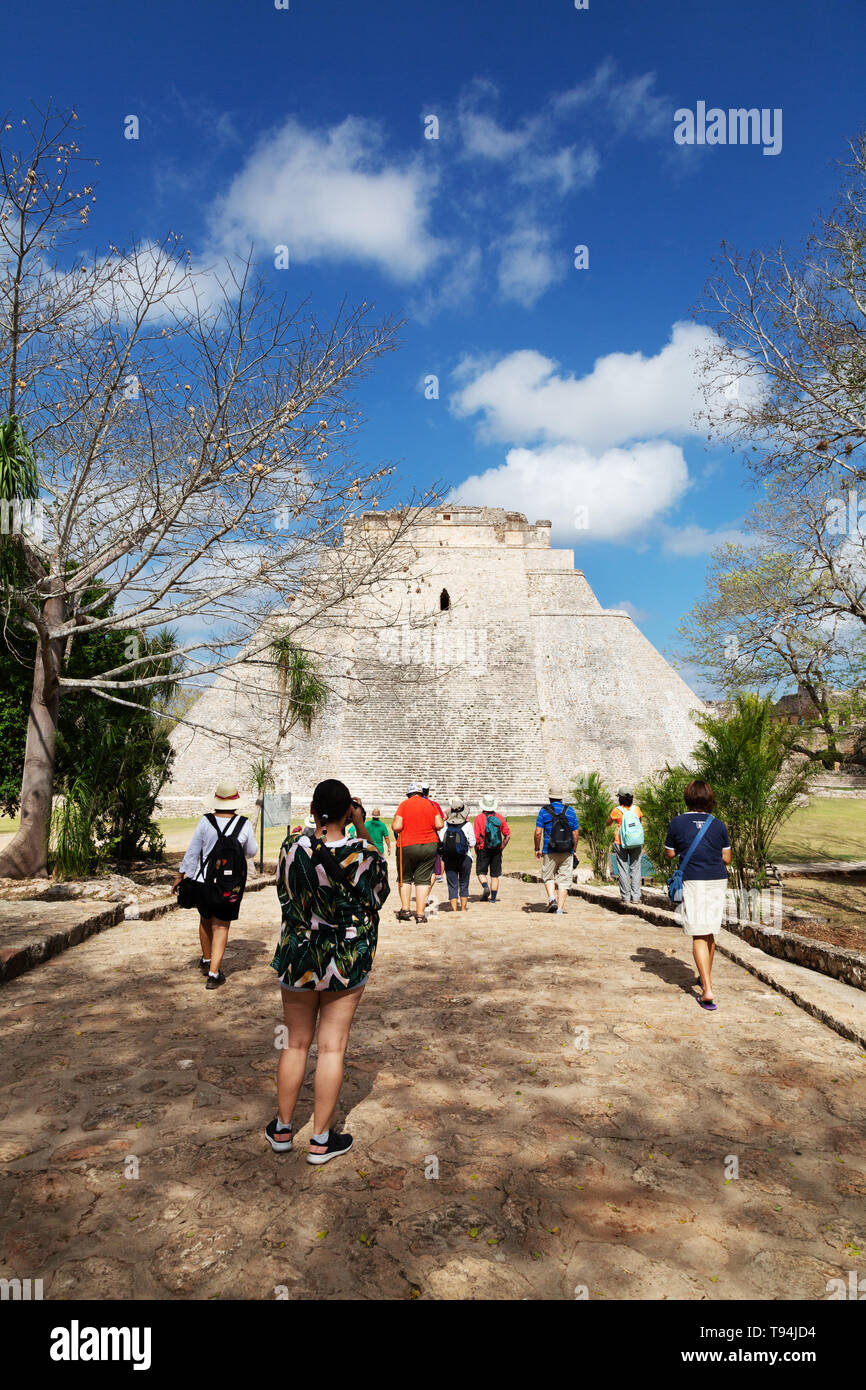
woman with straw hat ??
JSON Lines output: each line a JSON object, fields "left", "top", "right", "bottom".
{"left": 438, "top": 797, "right": 476, "bottom": 914}
{"left": 172, "top": 780, "right": 259, "bottom": 989}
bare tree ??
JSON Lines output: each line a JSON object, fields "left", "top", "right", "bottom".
{"left": 0, "top": 104, "right": 422, "bottom": 877}
{"left": 696, "top": 132, "right": 866, "bottom": 489}
{"left": 684, "top": 130, "right": 866, "bottom": 760}
{"left": 677, "top": 509, "right": 866, "bottom": 767}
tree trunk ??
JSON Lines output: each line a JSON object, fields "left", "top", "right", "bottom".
{"left": 0, "top": 598, "right": 64, "bottom": 879}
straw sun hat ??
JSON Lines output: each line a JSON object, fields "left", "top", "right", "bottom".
{"left": 214, "top": 781, "right": 240, "bottom": 803}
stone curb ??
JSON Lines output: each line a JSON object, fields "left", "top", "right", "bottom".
{"left": 0, "top": 903, "right": 124, "bottom": 986}
{"left": 507, "top": 870, "right": 866, "bottom": 1051}
{"left": 0, "top": 874, "right": 277, "bottom": 987}
{"left": 774, "top": 861, "right": 866, "bottom": 879}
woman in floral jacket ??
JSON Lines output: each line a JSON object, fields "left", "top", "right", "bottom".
{"left": 266, "top": 779, "right": 389, "bottom": 1165}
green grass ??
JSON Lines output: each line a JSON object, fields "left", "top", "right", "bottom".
{"left": 771, "top": 798, "right": 866, "bottom": 863}
{"left": 501, "top": 800, "right": 866, "bottom": 867}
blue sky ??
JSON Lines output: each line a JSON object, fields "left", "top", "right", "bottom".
{"left": 5, "top": 0, "right": 866, "bottom": 693}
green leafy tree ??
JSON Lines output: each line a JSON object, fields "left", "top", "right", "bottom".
{"left": 678, "top": 521, "right": 866, "bottom": 768}
{"left": 1, "top": 598, "right": 180, "bottom": 868}
{"left": 250, "top": 636, "right": 329, "bottom": 837}
{"left": 690, "top": 694, "right": 816, "bottom": 892}
{"left": 570, "top": 773, "right": 615, "bottom": 880}
{"left": 634, "top": 765, "right": 693, "bottom": 881}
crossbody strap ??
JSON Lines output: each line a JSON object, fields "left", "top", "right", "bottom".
{"left": 678, "top": 813, "right": 714, "bottom": 873}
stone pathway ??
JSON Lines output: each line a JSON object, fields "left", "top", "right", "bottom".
{"left": 1, "top": 876, "right": 864, "bottom": 1300}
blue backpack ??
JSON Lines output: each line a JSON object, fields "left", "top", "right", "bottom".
{"left": 667, "top": 815, "right": 714, "bottom": 905}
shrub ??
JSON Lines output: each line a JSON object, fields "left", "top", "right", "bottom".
{"left": 571, "top": 773, "right": 615, "bottom": 879}
{"left": 635, "top": 765, "right": 693, "bottom": 882}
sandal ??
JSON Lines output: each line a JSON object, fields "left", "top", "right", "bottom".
{"left": 396, "top": 908, "right": 413, "bottom": 921}
{"left": 415, "top": 914, "right": 428, "bottom": 923}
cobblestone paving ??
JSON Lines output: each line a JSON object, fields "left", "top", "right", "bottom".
{"left": 1, "top": 878, "right": 864, "bottom": 1300}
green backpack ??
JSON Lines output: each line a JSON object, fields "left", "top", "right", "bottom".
{"left": 619, "top": 806, "right": 644, "bottom": 848}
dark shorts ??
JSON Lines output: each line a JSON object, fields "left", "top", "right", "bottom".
{"left": 398, "top": 842, "right": 437, "bottom": 886}
{"left": 444, "top": 854, "right": 472, "bottom": 899}
{"left": 194, "top": 880, "right": 242, "bottom": 923}
{"left": 475, "top": 848, "right": 503, "bottom": 877}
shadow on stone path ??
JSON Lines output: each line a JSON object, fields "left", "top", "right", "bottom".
{"left": 1, "top": 875, "right": 864, "bottom": 1300}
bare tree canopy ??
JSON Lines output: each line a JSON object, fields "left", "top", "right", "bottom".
{"left": 697, "top": 133, "right": 866, "bottom": 489}
{"left": 683, "top": 131, "right": 866, "bottom": 762}
{"left": 0, "top": 103, "right": 424, "bottom": 877}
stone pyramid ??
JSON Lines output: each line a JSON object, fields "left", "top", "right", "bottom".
{"left": 164, "top": 506, "right": 703, "bottom": 815}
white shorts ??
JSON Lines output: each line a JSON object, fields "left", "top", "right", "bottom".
{"left": 680, "top": 878, "right": 727, "bottom": 937}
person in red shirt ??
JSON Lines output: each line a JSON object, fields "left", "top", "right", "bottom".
{"left": 391, "top": 783, "right": 443, "bottom": 923}
{"left": 422, "top": 781, "right": 444, "bottom": 883}
{"left": 473, "top": 795, "right": 510, "bottom": 902}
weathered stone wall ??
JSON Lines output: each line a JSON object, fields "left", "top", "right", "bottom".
{"left": 164, "top": 506, "right": 704, "bottom": 813}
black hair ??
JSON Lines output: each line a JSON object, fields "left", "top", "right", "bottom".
{"left": 618, "top": 794, "right": 633, "bottom": 807}
{"left": 311, "top": 779, "right": 352, "bottom": 828}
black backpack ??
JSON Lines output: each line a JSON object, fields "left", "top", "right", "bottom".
{"left": 545, "top": 804, "right": 573, "bottom": 853}
{"left": 201, "top": 814, "right": 248, "bottom": 915}
{"left": 442, "top": 822, "right": 469, "bottom": 860}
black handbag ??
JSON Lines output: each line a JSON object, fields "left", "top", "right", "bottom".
{"left": 176, "top": 877, "right": 198, "bottom": 909}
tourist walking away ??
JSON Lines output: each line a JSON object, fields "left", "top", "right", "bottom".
{"left": 607, "top": 786, "right": 645, "bottom": 904}
{"left": 392, "top": 782, "right": 443, "bottom": 922}
{"left": 534, "top": 790, "right": 579, "bottom": 913}
{"left": 422, "top": 781, "right": 445, "bottom": 881}
{"left": 664, "top": 780, "right": 731, "bottom": 1011}
{"left": 473, "top": 795, "right": 510, "bottom": 902}
{"left": 268, "top": 779, "right": 389, "bottom": 1162}
{"left": 438, "top": 797, "right": 476, "bottom": 912}
{"left": 363, "top": 807, "right": 391, "bottom": 856}
{"left": 173, "top": 781, "right": 259, "bottom": 989}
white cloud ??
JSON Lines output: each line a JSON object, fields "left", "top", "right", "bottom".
{"left": 410, "top": 244, "right": 483, "bottom": 322}
{"left": 513, "top": 145, "right": 600, "bottom": 194}
{"left": 612, "top": 599, "right": 651, "bottom": 622}
{"left": 208, "top": 116, "right": 442, "bottom": 281}
{"left": 451, "top": 440, "right": 690, "bottom": 542}
{"left": 56, "top": 241, "right": 230, "bottom": 326}
{"left": 659, "top": 523, "right": 753, "bottom": 556}
{"left": 451, "top": 322, "right": 718, "bottom": 449}
{"left": 459, "top": 108, "right": 537, "bottom": 162}
{"left": 553, "top": 60, "right": 670, "bottom": 141}
{"left": 495, "top": 224, "right": 562, "bottom": 307}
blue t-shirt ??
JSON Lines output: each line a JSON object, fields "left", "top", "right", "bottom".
{"left": 664, "top": 812, "right": 730, "bottom": 881}
{"left": 536, "top": 801, "right": 579, "bottom": 854}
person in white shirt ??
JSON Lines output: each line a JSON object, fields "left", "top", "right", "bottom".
{"left": 172, "top": 780, "right": 258, "bottom": 989}
{"left": 438, "top": 797, "right": 477, "bottom": 913}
